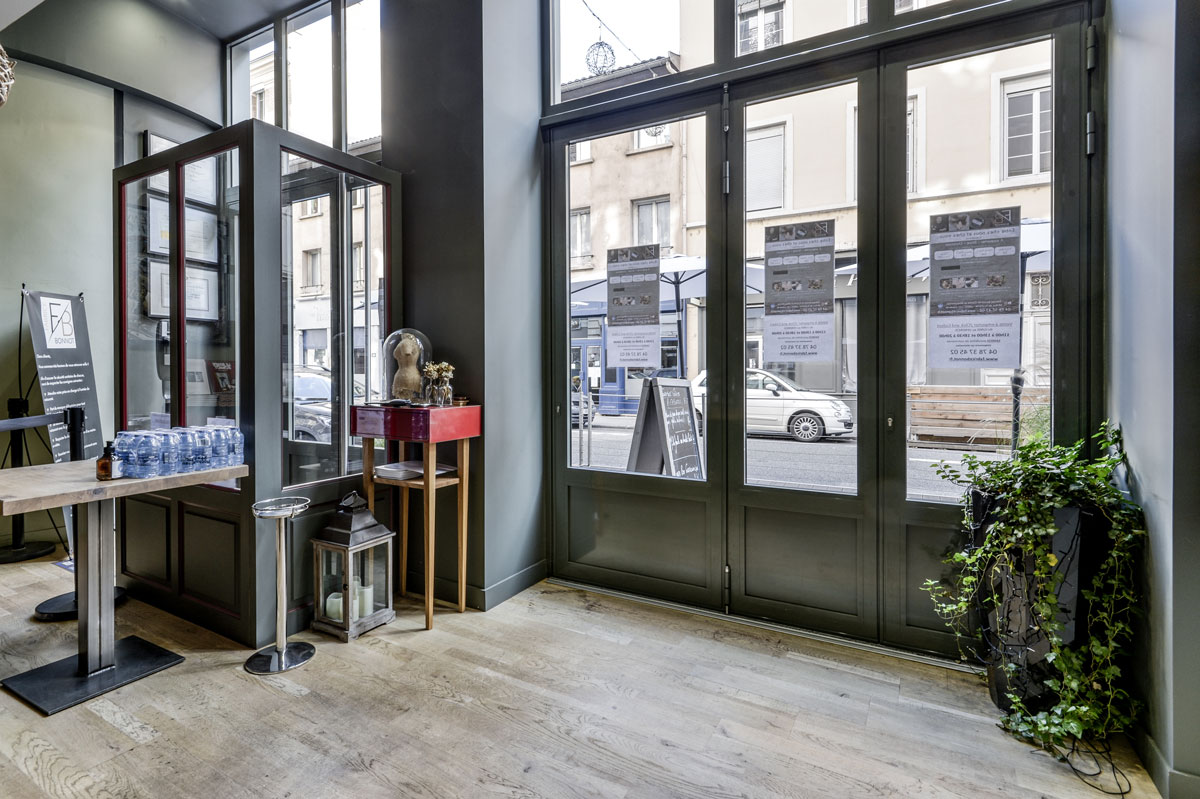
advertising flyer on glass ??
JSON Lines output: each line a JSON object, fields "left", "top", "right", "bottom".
{"left": 606, "top": 244, "right": 661, "bottom": 368}
{"left": 762, "top": 220, "right": 836, "bottom": 363}
{"left": 928, "top": 206, "right": 1022, "bottom": 369}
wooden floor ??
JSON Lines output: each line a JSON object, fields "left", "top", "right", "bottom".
{"left": 0, "top": 553, "right": 1160, "bottom": 799}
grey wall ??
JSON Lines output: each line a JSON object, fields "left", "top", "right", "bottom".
{"left": 1107, "top": 0, "right": 1200, "bottom": 796}
{"left": 381, "top": 0, "right": 544, "bottom": 608}
{"left": 0, "top": 62, "right": 114, "bottom": 542}
{"left": 1, "top": 0, "right": 222, "bottom": 124}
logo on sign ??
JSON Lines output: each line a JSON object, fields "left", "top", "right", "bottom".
{"left": 41, "top": 297, "right": 76, "bottom": 349}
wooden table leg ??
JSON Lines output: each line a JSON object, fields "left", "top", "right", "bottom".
{"left": 422, "top": 441, "right": 435, "bottom": 630}
{"left": 399, "top": 486, "right": 409, "bottom": 597}
{"left": 363, "top": 436, "right": 375, "bottom": 514}
{"left": 457, "top": 438, "right": 469, "bottom": 613}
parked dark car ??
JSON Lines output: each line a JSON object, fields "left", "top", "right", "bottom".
{"left": 291, "top": 367, "right": 365, "bottom": 443}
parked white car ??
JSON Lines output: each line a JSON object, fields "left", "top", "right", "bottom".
{"left": 690, "top": 369, "right": 855, "bottom": 442}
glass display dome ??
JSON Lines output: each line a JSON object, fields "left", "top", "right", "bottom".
{"left": 381, "top": 328, "right": 432, "bottom": 401}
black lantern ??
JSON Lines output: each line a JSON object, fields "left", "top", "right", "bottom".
{"left": 312, "top": 492, "right": 395, "bottom": 641}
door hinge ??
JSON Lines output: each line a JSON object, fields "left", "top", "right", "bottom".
{"left": 721, "top": 82, "right": 730, "bottom": 133}
{"left": 1086, "top": 110, "right": 1096, "bottom": 156}
{"left": 722, "top": 564, "right": 731, "bottom": 613}
{"left": 1086, "top": 25, "right": 1098, "bottom": 71}
{"left": 722, "top": 160, "right": 730, "bottom": 195}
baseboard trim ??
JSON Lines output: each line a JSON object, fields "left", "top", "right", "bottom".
{"left": 1136, "top": 728, "right": 1200, "bottom": 799}
{"left": 407, "top": 559, "right": 548, "bottom": 612}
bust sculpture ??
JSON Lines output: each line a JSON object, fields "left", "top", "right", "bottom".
{"left": 391, "top": 332, "right": 423, "bottom": 400}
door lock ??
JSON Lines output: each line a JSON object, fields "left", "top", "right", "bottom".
{"left": 887, "top": 416, "right": 894, "bottom": 429}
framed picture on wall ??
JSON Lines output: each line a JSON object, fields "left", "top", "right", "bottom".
{"left": 146, "top": 258, "right": 171, "bottom": 318}
{"left": 147, "top": 196, "right": 170, "bottom": 255}
{"left": 143, "top": 131, "right": 177, "bottom": 194}
{"left": 183, "top": 156, "right": 218, "bottom": 205}
{"left": 183, "top": 266, "right": 219, "bottom": 321}
{"left": 147, "top": 260, "right": 220, "bottom": 321}
{"left": 184, "top": 206, "right": 219, "bottom": 263}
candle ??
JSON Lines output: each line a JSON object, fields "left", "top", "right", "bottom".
{"left": 357, "top": 584, "right": 373, "bottom": 618}
{"left": 325, "top": 592, "right": 343, "bottom": 622}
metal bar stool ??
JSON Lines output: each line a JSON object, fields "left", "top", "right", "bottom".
{"left": 245, "top": 496, "right": 313, "bottom": 675}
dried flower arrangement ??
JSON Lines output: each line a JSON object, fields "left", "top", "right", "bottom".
{"left": 0, "top": 44, "right": 15, "bottom": 109}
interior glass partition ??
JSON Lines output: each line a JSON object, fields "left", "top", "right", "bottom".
{"left": 121, "top": 170, "right": 172, "bottom": 429}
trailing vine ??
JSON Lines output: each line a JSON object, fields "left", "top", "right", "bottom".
{"left": 922, "top": 422, "right": 1145, "bottom": 759}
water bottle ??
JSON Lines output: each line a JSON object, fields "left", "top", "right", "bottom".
{"left": 173, "top": 427, "right": 195, "bottom": 473}
{"left": 209, "top": 426, "right": 230, "bottom": 468}
{"left": 135, "top": 432, "right": 161, "bottom": 479}
{"left": 158, "top": 431, "right": 180, "bottom": 476}
{"left": 229, "top": 427, "right": 245, "bottom": 466}
{"left": 191, "top": 426, "right": 212, "bottom": 470}
{"left": 114, "top": 432, "right": 134, "bottom": 479}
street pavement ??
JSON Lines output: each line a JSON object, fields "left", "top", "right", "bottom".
{"left": 568, "top": 414, "right": 1003, "bottom": 502}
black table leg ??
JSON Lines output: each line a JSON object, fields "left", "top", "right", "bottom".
{"left": 2, "top": 499, "right": 183, "bottom": 715}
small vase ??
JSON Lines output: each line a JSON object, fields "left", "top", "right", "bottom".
{"left": 435, "top": 377, "right": 453, "bottom": 406}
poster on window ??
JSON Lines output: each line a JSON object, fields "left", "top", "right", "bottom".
{"left": 606, "top": 244, "right": 661, "bottom": 369}
{"left": 928, "top": 206, "right": 1022, "bottom": 369}
{"left": 762, "top": 220, "right": 836, "bottom": 363}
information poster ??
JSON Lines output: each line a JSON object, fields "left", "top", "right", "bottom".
{"left": 762, "top": 220, "right": 836, "bottom": 362}
{"left": 22, "top": 290, "right": 104, "bottom": 462}
{"left": 606, "top": 244, "right": 661, "bottom": 369}
{"left": 928, "top": 206, "right": 1022, "bottom": 369}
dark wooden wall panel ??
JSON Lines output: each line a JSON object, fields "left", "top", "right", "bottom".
{"left": 743, "top": 507, "right": 860, "bottom": 617}
{"left": 120, "top": 496, "right": 171, "bottom": 588}
{"left": 179, "top": 505, "right": 241, "bottom": 615}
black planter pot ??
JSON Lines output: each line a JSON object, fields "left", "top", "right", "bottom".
{"left": 967, "top": 489, "right": 1108, "bottom": 712}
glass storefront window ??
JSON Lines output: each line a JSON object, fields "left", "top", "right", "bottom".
{"left": 230, "top": 29, "right": 275, "bottom": 125}
{"left": 566, "top": 116, "right": 707, "bottom": 477}
{"left": 904, "top": 40, "right": 1054, "bottom": 502}
{"left": 287, "top": 5, "right": 334, "bottom": 147}
{"left": 557, "top": 0, "right": 713, "bottom": 103}
{"left": 346, "top": 0, "right": 382, "bottom": 150}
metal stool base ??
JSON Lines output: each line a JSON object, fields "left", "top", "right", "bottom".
{"left": 0, "top": 540, "right": 56, "bottom": 564}
{"left": 244, "top": 641, "right": 315, "bottom": 675}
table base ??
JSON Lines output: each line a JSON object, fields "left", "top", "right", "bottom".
{"left": 244, "top": 642, "right": 315, "bottom": 675}
{"left": 34, "top": 588, "right": 128, "bottom": 622}
{"left": 0, "top": 540, "right": 56, "bottom": 564}
{"left": 1, "top": 635, "right": 184, "bottom": 715}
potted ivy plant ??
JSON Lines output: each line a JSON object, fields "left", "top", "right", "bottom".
{"left": 923, "top": 423, "right": 1145, "bottom": 754}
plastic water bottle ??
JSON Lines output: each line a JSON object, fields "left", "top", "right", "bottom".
{"left": 228, "top": 427, "right": 245, "bottom": 466}
{"left": 114, "top": 432, "right": 134, "bottom": 479}
{"left": 158, "top": 431, "right": 180, "bottom": 476}
{"left": 191, "top": 426, "right": 212, "bottom": 470}
{"left": 135, "top": 432, "right": 161, "bottom": 478}
{"left": 173, "top": 427, "right": 195, "bottom": 473}
{"left": 209, "top": 426, "right": 230, "bottom": 468}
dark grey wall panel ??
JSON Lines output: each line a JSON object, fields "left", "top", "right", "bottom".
{"left": 120, "top": 496, "right": 171, "bottom": 587}
{"left": 1, "top": 0, "right": 222, "bottom": 123}
{"left": 567, "top": 486, "right": 707, "bottom": 586}
{"left": 900, "top": 523, "right": 959, "bottom": 634}
{"left": 179, "top": 505, "right": 241, "bottom": 615}
{"left": 743, "top": 507, "right": 859, "bottom": 617}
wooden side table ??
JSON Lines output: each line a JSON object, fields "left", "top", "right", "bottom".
{"left": 350, "top": 404, "right": 481, "bottom": 630}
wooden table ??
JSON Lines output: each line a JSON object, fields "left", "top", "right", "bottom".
{"left": 0, "top": 460, "right": 248, "bottom": 715}
{"left": 351, "top": 404, "right": 481, "bottom": 630}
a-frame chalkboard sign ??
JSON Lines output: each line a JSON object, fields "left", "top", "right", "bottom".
{"left": 626, "top": 378, "right": 705, "bottom": 479}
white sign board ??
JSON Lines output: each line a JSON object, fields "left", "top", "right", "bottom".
{"left": 763, "top": 220, "right": 836, "bottom": 363}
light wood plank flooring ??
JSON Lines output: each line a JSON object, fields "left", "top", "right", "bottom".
{"left": 0, "top": 553, "right": 1159, "bottom": 798}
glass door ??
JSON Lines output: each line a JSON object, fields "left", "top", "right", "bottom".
{"left": 725, "top": 58, "right": 881, "bottom": 638}
{"left": 550, "top": 97, "right": 727, "bottom": 608}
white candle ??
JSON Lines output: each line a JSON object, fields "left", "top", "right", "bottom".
{"left": 325, "top": 592, "right": 343, "bottom": 622}
{"left": 357, "top": 584, "right": 373, "bottom": 618}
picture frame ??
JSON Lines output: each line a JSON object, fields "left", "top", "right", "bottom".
{"left": 147, "top": 195, "right": 170, "bottom": 255}
{"left": 147, "top": 260, "right": 220, "bottom": 321}
{"left": 183, "top": 156, "right": 218, "bottom": 205}
{"left": 185, "top": 358, "right": 211, "bottom": 395}
{"left": 143, "top": 131, "right": 177, "bottom": 193}
{"left": 184, "top": 206, "right": 219, "bottom": 264}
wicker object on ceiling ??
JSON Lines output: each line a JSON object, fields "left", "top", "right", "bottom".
{"left": 0, "top": 44, "right": 14, "bottom": 109}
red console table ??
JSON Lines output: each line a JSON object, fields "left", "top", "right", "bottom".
{"left": 350, "top": 404, "right": 481, "bottom": 629}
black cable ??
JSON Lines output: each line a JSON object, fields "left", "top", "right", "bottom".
{"left": 577, "top": 0, "right": 641, "bottom": 61}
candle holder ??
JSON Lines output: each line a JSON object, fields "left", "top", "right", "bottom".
{"left": 311, "top": 492, "right": 395, "bottom": 641}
